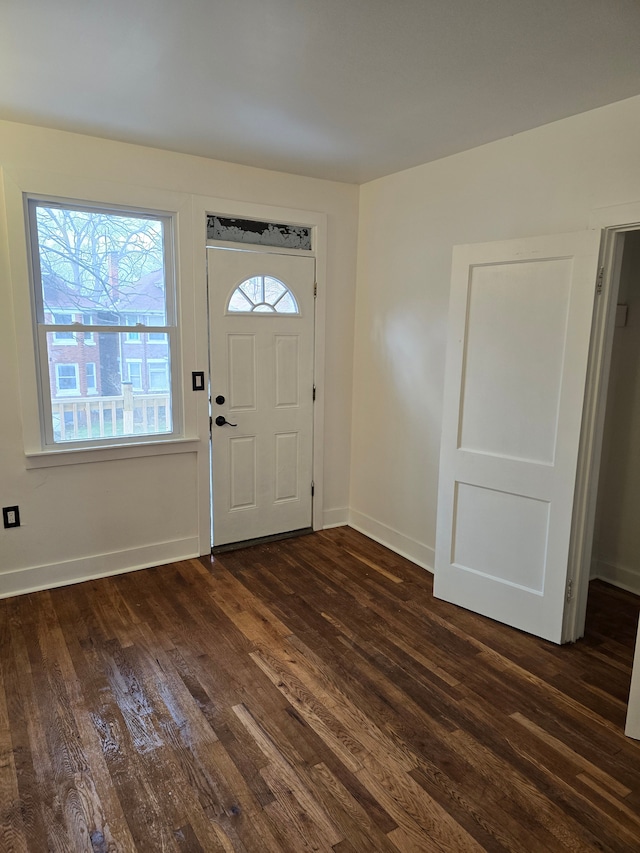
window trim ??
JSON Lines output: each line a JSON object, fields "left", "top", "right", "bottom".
{"left": 26, "top": 195, "right": 183, "bottom": 451}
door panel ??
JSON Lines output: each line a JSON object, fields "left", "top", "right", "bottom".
{"left": 275, "top": 432, "right": 299, "bottom": 501}
{"left": 275, "top": 336, "right": 300, "bottom": 406}
{"left": 228, "top": 335, "right": 257, "bottom": 409}
{"left": 229, "top": 436, "right": 257, "bottom": 510}
{"left": 459, "top": 259, "right": 571, "bottom": 463}
{"left": 434, "top": 231, "right": 601, "bottom": 643}
{"left": 208, "top": 248, "right": 315, "bottom": 546}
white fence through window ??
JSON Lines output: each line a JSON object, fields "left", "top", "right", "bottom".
{"left": 51, "top": 387, "right": 171, "bottom": 442}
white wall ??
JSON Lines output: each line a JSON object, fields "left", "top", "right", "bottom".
{"left": 592, "top": 231, "right": 640, "bottom": 595}
{"left": 0, "top": 121, "right": 358, "bottom": 595}
{"left": 351, "top": 94, "right": 640, "bottom": 569}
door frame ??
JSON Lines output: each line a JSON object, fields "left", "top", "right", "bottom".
{"left": 207, "top": 244, "right": 316, "bottom": 547}
{"left": 564, "top": 202, "right": 640, "bottom": 642}
{"left": 192, "top": 196, "right": 327, "bottom": 555}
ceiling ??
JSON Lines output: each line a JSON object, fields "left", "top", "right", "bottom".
{"left": 2, "top": 0, "right": 640, "bottom": 184}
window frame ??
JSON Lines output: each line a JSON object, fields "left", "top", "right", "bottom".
{"left": 27, "top": 196, "right": 183, "bottom": 450}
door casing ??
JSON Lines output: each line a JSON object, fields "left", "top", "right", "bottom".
{"left": 190, "top": 197, "right": 328, "bottom": 558}
{"left": 567, "top": 206, "right": 640, "bottom": 642}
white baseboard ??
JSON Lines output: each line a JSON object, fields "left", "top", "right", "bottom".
{"left": 348, "top": 509, "right": 434, "bottom": 573}
{"left": 0, "top": 537, "right": 201, "bottom": 600}
{"left": 592, "top": 557, "right": 640, "bottom": 596}
{"left": 322, "top": 507, "right": 349, "bottom": 529}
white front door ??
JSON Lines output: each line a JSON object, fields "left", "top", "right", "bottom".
{"left": 434, "top": 231, "right": 601, "bottom": 644}
{"left": 208, "top": 247, "right": 315, "bottom": 547}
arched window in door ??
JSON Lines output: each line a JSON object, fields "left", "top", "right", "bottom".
{"left": 227, "top": 276, "right": 299, "bottom": 314}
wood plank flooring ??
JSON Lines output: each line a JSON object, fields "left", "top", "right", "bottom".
{"left": 1, "top": 526, "right": 640, "bottom": 851}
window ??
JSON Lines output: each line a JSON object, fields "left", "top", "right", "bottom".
{"left": 85, "top": 363, "right": 97, "bottom": 395}
{"left": 52, "top": 313, "right": 77, "bottom": 344}
{"left": 29, "top": 199, "right": 178, "bottom": 446}
{"left": 148, "top": 359, "right": 169, "bottom": 391}
{"left": 147, "top": 314, "right": 166, "bottom": 343}
{"left": 55, "top": 363, "right": 79, "bottom": 395}
{"left": 125, "top": 314, "right": 145, "bottom": 342}
{"left": 227, "top": 276, "right": 299, "bottom": 314}
{"left": 82, "top": 313, "right": 95, "bottom": 344}
{"left": 126, "top": 360, "right": 143, "bottom": 391}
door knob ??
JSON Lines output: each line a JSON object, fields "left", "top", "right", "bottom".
{"left": 215, "top": 415, "right": 237, "bottom": 427}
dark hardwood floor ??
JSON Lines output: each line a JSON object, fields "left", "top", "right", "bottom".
{"left": 1, "top": 527, "right": 640, "bottom": 852}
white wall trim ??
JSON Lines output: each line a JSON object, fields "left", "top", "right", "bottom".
{"left": 591, "top": 557, "right": 640, "bottom": 597}
{"left": 322, "top": 507, "right": 349, "bottom": 529}
{"left": 348, "top": 509, "right": 434, "bottom": 572}
{"left": 0, "top": 537, "right": 200, "bottom": 599}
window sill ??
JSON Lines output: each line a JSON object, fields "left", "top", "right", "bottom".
{"left": 25, "top": 436, "right": 202, "bottom": 468}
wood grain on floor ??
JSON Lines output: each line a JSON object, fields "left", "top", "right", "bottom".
{"left": 1, "top": 527, "right": 639, "bottom": 851}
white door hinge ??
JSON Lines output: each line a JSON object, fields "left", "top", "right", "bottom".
{"left": 314, "top": 282, "right": 317, "bottom": 298}
{"left": 596, "top": 266, "right": 604, "bottom": 295}
{"left": 566, "top": 578, "right": 573, "bottom": 602}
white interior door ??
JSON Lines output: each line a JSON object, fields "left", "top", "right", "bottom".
{"left": 434, "top": 231, "right": 601, "bottom": 643}
{"left": 208, "top": 247, "right": 315, "bottom": 547}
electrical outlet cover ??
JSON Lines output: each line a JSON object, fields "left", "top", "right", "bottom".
{"left": 3, "top": 506, "right": 20, "bottom": 528}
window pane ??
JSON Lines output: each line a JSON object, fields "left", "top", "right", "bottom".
{"left": 239, "top": 277, "right": 263, "bottom": 303}
{"left": 228, "top": 276, "right": 299, "bottom": 314}
{"left": 46, "top": 331, "right": 172, "bottom": 442}
{"left": 228, "top": 289, "right": 252, "bottom": 312}
{"left": 275, "top": 291, "right": 298, "bottom": 313}
{"left": 264, "top": 277, "right": 286, "bottom": 302}
{"left": 35, "top": 205, "right": 167, "bottom": 325}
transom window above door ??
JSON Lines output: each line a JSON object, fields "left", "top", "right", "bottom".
{"left": 227, "top": 276, "right": 299, "bottom": 314}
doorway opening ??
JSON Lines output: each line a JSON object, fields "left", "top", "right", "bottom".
{"left": 590, "top": 231, "right": 640, "bottom": 598}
